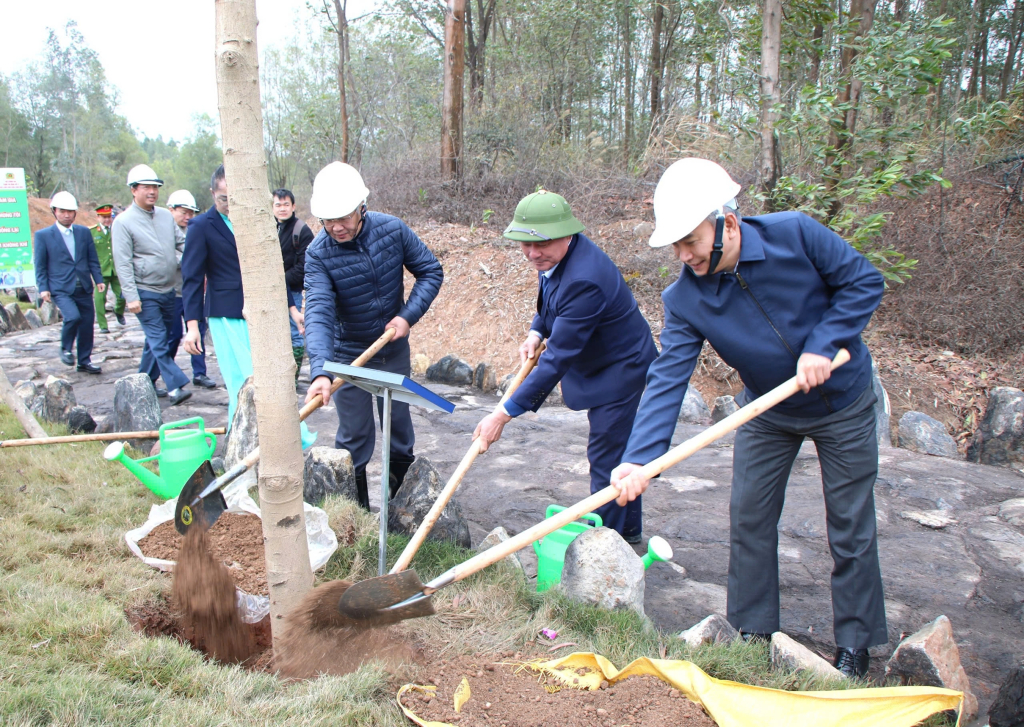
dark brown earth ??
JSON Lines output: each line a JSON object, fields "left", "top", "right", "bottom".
{"left": 405, "top": 654, "right": 717, "bottom": 727}
{"left": 139, "top": 513, "right": 268, "bottom": 595}
{"left": 170, "top": 527, "right": 255, "bottom": 663}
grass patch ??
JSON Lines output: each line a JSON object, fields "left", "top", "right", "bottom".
{"left": 0, "top": 292, "right": 34, "bottom": 311}
{"left": 0, "top": 402, "right": 957, "bottom": 726}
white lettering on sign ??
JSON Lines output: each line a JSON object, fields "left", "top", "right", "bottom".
{"left": 0, "top": 197, "right": 15, "bottom": 203}
{"left": 0, "top": 212, "right": 22, "bottom": 218}
{"left": 0, "top": 227, "right": 20, "bottom": 234}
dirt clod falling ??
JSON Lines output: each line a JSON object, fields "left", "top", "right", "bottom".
{"left": 171, "top": 526, "right": 255, "bottom": 664}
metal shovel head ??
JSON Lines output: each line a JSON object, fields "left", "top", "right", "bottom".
{"left": 174, "top": 460, "right": 227, "bottom": 535}
{"left": 337, "top": 570, "right": 436, "bottom": 625}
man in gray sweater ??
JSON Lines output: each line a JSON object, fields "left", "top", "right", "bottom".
{"left": 111, "top": 164, "right": 192, "bottom": 405}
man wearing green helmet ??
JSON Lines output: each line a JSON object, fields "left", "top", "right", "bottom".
{"left": 473, "top": 191, "right": 658, "bottom": 543}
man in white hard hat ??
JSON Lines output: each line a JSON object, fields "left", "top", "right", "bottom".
{"left": 181, "top": 165, "right": 315, "bottom": 447}
{"left": 111, "top": 164, "right": 192, "bottom": 405}
{"left": 303, "top": 162, "right": 443, "bottom": 510}
{"left": 33, "top": 191, "right": 105, "bottom": 372}
{"left": 611, "top": 158, "right": 887, "bottom": 678}
{"left": 167, "top": 190, "right": 216, "bottom": 390}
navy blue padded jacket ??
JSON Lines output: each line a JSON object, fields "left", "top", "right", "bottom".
{"left": 304, "top": 211, "right": 443, "bottom": 380}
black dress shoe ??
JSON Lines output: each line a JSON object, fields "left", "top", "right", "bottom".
{"left": 76, "top": 363, "right": 102, "bottom": 374}
{"left": 115, "top": 313, "right": 127, "bottom": 326}
{"left": 623, "top": 532, "right": 643, "bottom": 544}
{"left": 155, "top": 387, "right": 168, "bottom": 398}
{"left": 192, "top": 374, "right": 217, "bottom": 389}
{"left": 834, "top": 647, "right": 870, "bottom": 678}
{"left": 168, "top": 387, "right": 192, "bottom": 406}
{"left": 60, "top": 350, "right": 74, "bottom": 366}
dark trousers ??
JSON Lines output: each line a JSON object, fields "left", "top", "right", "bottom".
{"left": 136, "top": 289, "right": 189, "bottom": 391}
{"left": 170, "top": 296, "right": 207, "bottom": 377}
{"left": 587, "top": 387, "right": 644, "bottom": 538}
{"left": 53, "top": 284, "right": 95, "bottom": 366}
{"left": 727, "top": 386, "right": 887, "bottom": 649}
{"left": 333, "top": 337, "right": 415, "bottom": 469}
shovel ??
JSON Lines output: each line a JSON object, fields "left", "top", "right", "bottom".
{"left": 174, "top": 328, "right": 397, "bottom": 534}
{"left": 336, "top": 348, "right": 851, "bottom": 625}
{"left": 388, "top": 341, "right": 547, "bottom": 575}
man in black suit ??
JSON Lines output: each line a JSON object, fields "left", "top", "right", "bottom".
{"left": 33, "top": 191, "right": 105, "bottom": 373}
{"left": 473, "top": 191, "right": 658, "bottom": 542}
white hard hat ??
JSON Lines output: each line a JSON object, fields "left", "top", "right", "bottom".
{"left": 126, "top": 164, "right": 164, "bottom": 187}
{"left": 166, "top": 189, "right": 200, "bottom": 211}
{"left": 50, "top": 191, "right": 78, "bottom": 211}
{"left": 310, "top": 162, "right": 370, "bottom": 219}
{"left": 649, "top": 158, "right": 742, "bottom": 248}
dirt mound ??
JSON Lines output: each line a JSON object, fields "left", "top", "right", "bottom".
{"left": 171, "top": 527, "right": 255, "bottom": 663}
{"left": 274, "top": 579, "right": 421, "bottom": 679}
{"left": 139, "top": 513, "right": 268, "bottom": 595}
{"left": 404, "top": 653, "right": 716, "bottom": 726}
{"left": 28, "top": 197, "right": 98, "bottom": 233}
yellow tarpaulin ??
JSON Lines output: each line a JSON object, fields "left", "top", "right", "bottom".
{"left": 398, "top": 652, "right": 963, "bottom": 727}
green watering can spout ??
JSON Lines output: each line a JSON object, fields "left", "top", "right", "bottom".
{"left": 103, "top": 418, "right": 216, "bottom": 500}
{"left": 641, "top": 536, "right": 674, "bottom": 570}
{"left": 104, "top": 440, "right": 167, "bottom": 494}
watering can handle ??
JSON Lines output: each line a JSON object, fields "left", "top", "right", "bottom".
{"left": 544, "top": 504, "right": 603, "bottom": 528}
{"left": 204, "top": 432, "right": 216, "bottom": 451}
{"left": 159, "top": 417, "right": 207, "bottom": 439}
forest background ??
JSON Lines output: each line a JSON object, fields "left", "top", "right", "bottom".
{"left": 1, "top": 0, "right": 1022, "bottom": 408}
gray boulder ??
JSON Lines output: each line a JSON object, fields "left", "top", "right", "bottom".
{"left": 871, "top": 360, "right": 892, "bottom": 447}
{"left": 885, "top": 615, "right": 977, "bottom": 719}
{"left": 5, "top": 303, "right": 30, "bottom": 331}
{"left": 898, "top": 412, "right": 959, "bottom": 458}
{"left": 561, "top": 527, "right": 645, "bottom": 615}
{"left": 770, "top": 632, "right": 843, "bottom": 680}
{"left": 66, "top": 405, "right": 96, "bottom": 434}
{"left": 0, "top": 302, "right": 12, "bottom": 334}
{"left": 967, "top": 387, "right": 1024, "bottom": 470}
{"left": 425, "top": 355, "right": 474, "bottom": 385}
{"left": 989, "top": 664, "right": 1024, "bottom": 727}
{"left": 387, "top": 457, "right": 471, "bottom": 547}
{"left": 303, "top": 446, "right": 356, "bottom": 505}
{"left": 473, "top": 362, "right": 497, "bottom": 393}
{"left": 224, "top": 377, "right": 258, "bottom": 470}
{"left": 475, "top": 526, "right": 524, "bottom": 572}
{"left": 679, "top": 385, "right": 712, "bottom": 424}
{"left": 94, "top": 416, "right": 113, "bottom": 435}
{"left": 113, "top": 373, "right": 162, "bottom": 450}
{"left": 17, "top": 376, "right": 77, "bottom": 425}
{"left": 678, "top": 614, "right": 738, "bottom": 648}
{"left": 711, "top": 395, "right": 739, "bottom": 423}
{"left": 38, "top": 300, "right": 60, "bottom": 326}
{"left": 22, "top": 308, "right": 42, "bottom": 329}
{"left": 496, "top": 373, "right": 515, "bottom": 397}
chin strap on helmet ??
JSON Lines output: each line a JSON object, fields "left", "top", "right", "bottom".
{"left": 707, "top": 209, "right": 725, "bottom": 275}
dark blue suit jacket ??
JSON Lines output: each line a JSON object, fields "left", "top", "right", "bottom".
{"left": 33, "top": 224, "right": 103, "bottom": 295}
{"left": 506, "top": 233, "right": 657, "bottom": 413}
{"left": 181, "top": 206, "right": 244, "bottom": 321}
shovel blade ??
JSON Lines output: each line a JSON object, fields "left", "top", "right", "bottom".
{"left": 337, "top": 570, "right": 436, "bottom": 624}
{"left": 174, "top": 460, "right": 226, "bottom": 535}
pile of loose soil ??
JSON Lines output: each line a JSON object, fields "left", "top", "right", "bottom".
{"left": 405, "top": 653, "right": 717, "bottom": 727}
{"left": 139, "top": 513, "right": 268, "bottom": 595}
{"left": 171, "top": 527, "right": 256, "bottom": 663}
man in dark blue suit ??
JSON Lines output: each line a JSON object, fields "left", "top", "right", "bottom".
{"left": 33, "top": 191, "right": 105, "bottom": 373}
{"left": 473, "top": 191, "right": 657, "bottom": 542}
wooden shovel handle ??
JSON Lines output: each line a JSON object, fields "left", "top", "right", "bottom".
{"left": 0, "top": 427, "right": 227, "bottom": 448}
{"left": 236, "top": 327, "right": 398, "bottom": 471}
{"left": 390, "top": 342, "right": 547, "bottom": 574}
{"left": 433, "top": 349, "right": 851, "bottom": 589}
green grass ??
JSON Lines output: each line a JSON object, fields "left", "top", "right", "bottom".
{"left": 0, "top": 403, "right": 956, "bottom": 726}
{"left": 0, "top": 292, "right": 34, "bottom": 311}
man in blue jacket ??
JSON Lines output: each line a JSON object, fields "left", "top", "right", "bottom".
{"left": 473, "top": 191, "right": 657, "bottom": 542}
{"left": 304, "top": 162, "right": 443, "bottom": 511}
{"left": 33, "top": 191, "right": 105, "bottom": 373}
{"left": 611, "top": 158, "right": 887, "bottom": 678}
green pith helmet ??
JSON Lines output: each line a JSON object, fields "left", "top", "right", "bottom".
{"left": 503, "top": 190, "right": 585, "bottom": 242}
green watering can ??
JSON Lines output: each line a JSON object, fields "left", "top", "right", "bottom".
{"left": 103, "top": 417, "right": 216, "bottom": 500}
{"left": 533, "top": 504, "right": 603, "bottom": 592}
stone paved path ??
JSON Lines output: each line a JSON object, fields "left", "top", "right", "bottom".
{"left": 3, "top": 320, "right": 1022, "bottom": 723}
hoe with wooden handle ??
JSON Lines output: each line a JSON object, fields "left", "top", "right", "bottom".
{"left": 173, "top": 328, "right": 397, "bottom": 534}
{"left": 388, "top": 341, "right": 547, "bottom": 575}
{"left": 336, "top": 349, "right": 850, "bottom": 625}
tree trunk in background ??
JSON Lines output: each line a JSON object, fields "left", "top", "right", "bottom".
{"left": 213, "top": 0, "right": 312, "bottom": 641}
{"left": 967, "top": 0, "right": 989, "bottom": 97}
{"left": 649, "top": 0, "right": 664, "bottom": 135}
{"left": 332, "top": 0, "right": 350, "bottom": 162}
{"left": 466, "top": 0, "right": 496, "bottom": 107}
{"left": 441, "top": 0, "right": 465, "bottom": 180}
{"left": 809, "top": 22, "right": 824, "bottom": 86}
{"left": 1001, "top": 0, "right": 1024, "bottom": 99}
{"left": 622, "top": 0, "right": 634, "bottom": 168}
{"left": 824, "top": 0, "right": 878, "bottom": 220}
{"left": 759, "top": 0, "right": 782, "bottom": 200}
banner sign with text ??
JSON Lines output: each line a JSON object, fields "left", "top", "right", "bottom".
{"left": 0, "top": 168, "right": 34, "bottom": 287}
